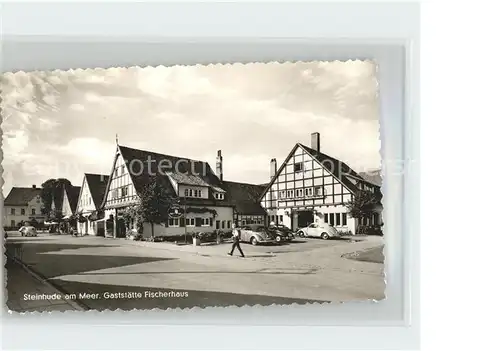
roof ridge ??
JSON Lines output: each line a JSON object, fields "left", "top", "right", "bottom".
{"left": 119, "top": 144, "right": 209, "bottom": 165}
{"left": 223, "top": 180, "right": 267, "bottom": 187}
{"left": 85, "top": 173, "right": 110, "bottom": 177}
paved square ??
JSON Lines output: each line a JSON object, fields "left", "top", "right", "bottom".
{"left": 5, "top": 232, "right": 385, "bottom": 311}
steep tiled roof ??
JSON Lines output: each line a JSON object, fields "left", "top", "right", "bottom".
{"left": 4, "top": 187, "right": 41, "bottom": 206}
{"left": 67, "top": 186, "right": 81, "bottom": 213}
{"left": 85, "top": 174, "right": 110, "bottom": 209}
{"left": 358, "top": 171, "right": 383, "bottom": 186}
{"left": 261, "top": 143, "right": 381, "bottom": 200}
{"left": 166, "top": 172, "right": 212, "bottom": 187}
{"left": 221, "top": 181, "right": 267, "bottom": 215}
{"left": 104, "top": 145, "right": 267, "bottom": 215}
{"left": 118, "top": 145, "right": 223, "bottom": 199}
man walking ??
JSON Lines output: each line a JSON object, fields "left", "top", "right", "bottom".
{"left": 228, "top": 223, "right": 245, "bottom": 258}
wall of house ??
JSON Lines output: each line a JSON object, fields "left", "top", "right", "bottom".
{"left": 61, "top": 190, "right": 73, "bottom": 217}
{"left": 312, "top": 205, "right": 356, "bottom": 234}
{"left": 4, "top": 195, "right": 45, "bottom": 227}
{"left": 235, "top": 214, "right": 265, "bottom": 226}
{"left": 77, "top": 219, "right": 99, "bottom": 235}
{"left": 5, "top": 206, "right": 30, "bottom": 227}
{"left": 261, "top": 145, "right": 353, "bottom": 211}
{"left": 76, "top": 177, "right": 96, "bottom": 214}
{"left": 261, "top": 144, "right": 358, "bottom": 233}
{"left": 142, "top": 206, "right": 233, "bottom": 238}
{"left": 104, "top": 151, "right": 139, "bottom": 208}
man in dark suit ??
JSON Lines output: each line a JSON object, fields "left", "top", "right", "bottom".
{"left": 228, "top": 223, "right": 245, "bottom": 258}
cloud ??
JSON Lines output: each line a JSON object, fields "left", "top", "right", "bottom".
{"left": 69, "top": 103, "right": 85, "bottom": 111}
{"left": 1, "top": 61, "right": 381, "bottom": 196}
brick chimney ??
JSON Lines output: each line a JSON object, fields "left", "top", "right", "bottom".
{"left": 216, "top": 150, "right": 223, "bottom": 181}
{"left": 270, "top": 158, "right": 277, "bottom": 179}
{"left": 32, "top": 184, "right": 36, "bottom": 189}
{"left": 311, "top": 132, "right": 320, "bottom": 153}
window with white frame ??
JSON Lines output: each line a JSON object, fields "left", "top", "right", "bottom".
{"left": 279, "top": 190, "right": 286, "bottom": 199}
{"left": 201, "top": 218, "right": 210, "bottom": 226}
{"left": 185, "top": 188, "right": 203, "bottom": 198}
{"left": 295, "top": 189, "right": 303, "bottom": 197}
{"left": 305, "top": 187, "right": 313, "bottom": 197}
{"left": 169, "top": 218, "right": 180, "bottom": 227}
{"left": 215, "top": 192, "right": 224, "bottom": 200}
{"left": 314, "top": 186, "right": 323, "bottom": 196}
{"left": 286, "top": 190, "right": 293, "bottom": 198}
{"left": 186, "top": 218, "right": 195, "bottom": 226}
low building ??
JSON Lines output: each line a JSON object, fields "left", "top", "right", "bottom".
{"left": 260, "top": 132, "right": 382, "bottom": 234}
{"left": 222, "top": 181, "right": 268, "bottom": 226}
{"left": 3, "top": 185, "right": 45, "bottom": 228}
{"left": 75, "top": 173, "right": 109, "bottom": 236}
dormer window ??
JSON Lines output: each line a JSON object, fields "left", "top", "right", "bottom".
{"left": 215, "top": 193, "right": 224, "bottom": 200}
{"left": 184, "top": 188, "right": 202, "bottom": 198}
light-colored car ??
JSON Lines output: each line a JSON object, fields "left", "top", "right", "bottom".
{"left": 296, "top": 223, "right": 339, "bottom": 240}
{"left": 19, "top": 226, "right": 38, "bottom": 237}
{"left": 238, "top": 225, "right": 276, "bottom": 245}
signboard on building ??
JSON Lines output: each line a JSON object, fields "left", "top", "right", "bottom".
{"left": 168, "top": 204, "right": 185, "bottom": 218}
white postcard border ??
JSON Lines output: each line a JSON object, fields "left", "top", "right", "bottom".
{"left": 1, "top": 2, "right": 420, "bottom": 350}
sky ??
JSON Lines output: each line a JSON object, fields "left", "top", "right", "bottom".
{"left": 1, "top": 61, "right": 381, "bottom": 197}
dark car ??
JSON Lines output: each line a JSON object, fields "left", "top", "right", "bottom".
{"left": 268, "top": 224, "right": 294, "bottom": 243}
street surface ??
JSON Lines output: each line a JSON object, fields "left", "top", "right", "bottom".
{"left": 5, "top": 231, "right": 385, "bottom": 311}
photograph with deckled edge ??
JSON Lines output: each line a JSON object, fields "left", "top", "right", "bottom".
{"left": 1, "top": 61, "right": 384, "bottom": 313}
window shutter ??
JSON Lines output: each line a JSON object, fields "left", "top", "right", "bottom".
{"left": 195, "top": 217, "right": 202, "bottom": 227}
{"left": 180, "top": 217, "right": 185, "bottom": 227}
{"left": 209, "top": 218, "right": 213, "bottom": 227}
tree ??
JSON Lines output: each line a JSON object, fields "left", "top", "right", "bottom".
{"left": 345, "top": 189, "right": 381, "bottom": 222}
{"left": 135, "top": 176, "right": 175, "bottom": 238}
{"left": 41, "top": 178, "right": 72, "bottom": 216}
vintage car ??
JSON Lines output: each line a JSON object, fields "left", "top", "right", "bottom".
{"left": 238, "top": 225, "right": 276, "bottom": 245}
{"left": 296, "top": 222, "right": 340, "bottom": 240}
{"left": 268, "top": 224, "right": 294, "bottom": 243}
{"left": 19, "top": 226, "right": 38, "bottom": 237}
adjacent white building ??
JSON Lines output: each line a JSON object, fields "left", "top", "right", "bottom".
{"left": 260, "top": 132, "right": 382, "bottom": 234}
{"left": 3, "top": 185, "right": 45, "bottom": 228}
{"left": 75, "top": 173, "right": 109, "bottom": 236}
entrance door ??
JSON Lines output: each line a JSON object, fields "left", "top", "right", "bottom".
{"left": 116, "top": 218, "right": 126, "bottom": 238}
{"left": 297, "top": 210, "right": 314, "bottom": 229}
{"left": 85, "top": 220, "right": 89, "bottom": 235}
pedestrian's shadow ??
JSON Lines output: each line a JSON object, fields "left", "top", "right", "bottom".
{"left": 245, "top": 254, "right": 276, "bottom": 258}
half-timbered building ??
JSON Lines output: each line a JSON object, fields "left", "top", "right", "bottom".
{"left": 75, "top": 173, "right": 109, "bottom": 236}
{"left": 100, "top": 145, "right": 236, "bottom": 238}
{"left": 99, "top": 144, "right": 270, "bottom": 238}
{"left": 260, "top": 132, "right": 382, "bottom": 234}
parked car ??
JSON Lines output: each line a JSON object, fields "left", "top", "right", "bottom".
{"left": 296, "top": 223, "right": 339, "bottom": 240}
{"left": 19, "top": 226, "right": 38, "bottom": 237}
{"left": 238, "top": 225, "right": 276, "bottom": 245}
{"left": 268, "top": 224, "right": 294, "bottom": 243}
